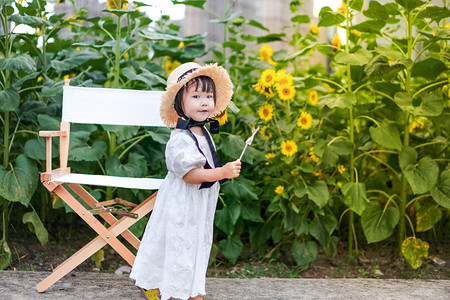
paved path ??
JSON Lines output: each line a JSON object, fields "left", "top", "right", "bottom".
{"left": 1, "top": 271, "right": 449, "bottom": 299}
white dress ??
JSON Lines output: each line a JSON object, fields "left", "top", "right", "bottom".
{"left": 130, "top": 128, "right": 220, "bottom": 300}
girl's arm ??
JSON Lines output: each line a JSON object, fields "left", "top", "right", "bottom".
{"left": 183, "top": 160, "right": 242, "bottom": 184}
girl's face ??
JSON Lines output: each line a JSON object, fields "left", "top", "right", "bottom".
{"left": 181, "top": 81, "right": 215, "bottom": 122}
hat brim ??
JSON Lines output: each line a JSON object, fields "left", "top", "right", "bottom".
{"left": 160, "top": 63, "right": 233, "bottom": 127}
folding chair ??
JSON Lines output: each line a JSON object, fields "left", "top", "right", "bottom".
{"left": 36, "top": 80, "right": 165, "bottom": 292}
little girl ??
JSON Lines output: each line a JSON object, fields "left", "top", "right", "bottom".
{"left": 130, "top": 62, "right": 241, "bottom": 300}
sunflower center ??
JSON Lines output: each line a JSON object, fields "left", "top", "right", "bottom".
{"left": 301, "top": 118, "right": 307, "bottom": 124}
{"left": 286, "top": 145, "right": 292, "bottom": 151}
{"left": 283, "top": 88, "right": 289, "bottom": 95}
{"left": 263, "top": 109, "right": 269, "bottom": 116}
{"left": 265, "top": 75, "right": 273, "bottom": 82}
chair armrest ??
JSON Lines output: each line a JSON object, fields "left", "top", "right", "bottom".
{"left": 39, "top": 130, "right": 68, "bottom": 137}
{"left": 39, "top": 129, "right": 70, "bottom": 177}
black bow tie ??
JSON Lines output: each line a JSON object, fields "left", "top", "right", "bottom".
{"left": 176, "top": 118, "right": 220, "bottom": 134}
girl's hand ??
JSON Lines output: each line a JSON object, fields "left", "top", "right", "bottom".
{"left": 222, "top": 160, "right": 242, "bottom": 179}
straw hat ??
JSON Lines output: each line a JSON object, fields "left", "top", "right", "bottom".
{"left": 160, "top": 62, "right": 233, "bottom": 127}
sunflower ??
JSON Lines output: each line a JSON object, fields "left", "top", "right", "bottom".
{"left": 259, "top": 45, "right": 277, "bottom": 66}
{"left": 351, "top": 29, "right": 361, "bottom": 37}
{"left": 337, "top": 164, "right": 346, "bottom": 174}
{"left": 215, "top": 110, "right": 228, "bottom": 126}
{"left": 310, "top": 24, "right": 319, "bottom": 35}
{"left": 165, "top": 59, "right": 180, "bottom": 75}
{"left": 309, "top": 147, "right": 320, "bottom": 162}
{"left": 277, "top": 84, "right": 296, "bottom": 101}
{"left": 275, "top": 185, "right": 284, "bottom": 195}
{"left": 297, "top": 111, "right": 312, "bottom": 130}
{"left": 409, "top": 119, "right": 424, "bottom": 133}
{"left": 291, "top": 169, "right": 299, "bottom": 175}
{"left": 258, "top": 103, "right": 274, "bottom": 122}
{"left": 332, "top": 33, "right": 342, "bottom": 52}
{"left": 322, "top": 83, "right": 335, "bottom": 93}
{"left": 337, "top": 2, "right": 347, "bottom": 16}
{"left": 265, "top": 153, "right": 276, "bottom": 160}
{"left": 107, "top": 0, "right": 128, "bottom": 9}
{"left": 281, "top": 140, "right": 298, "bottom": 157}
{"left": 308, "top": 90, "right": 318, "bottom": 106}
{"left": 277, "top": 70, "right": 294, "bottom": 86}
{"left": 252, "top": 82, "right": 262, "bottom": 92}
{"left": 260, "top": 69, "right": 278, "bottom": 88}
{"left": 260, "top": 45, "right": 273, "bottom": 62}
{"left": 260, "top": 126, "right": 271, "bottom": 140}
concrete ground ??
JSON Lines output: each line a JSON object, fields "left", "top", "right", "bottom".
{"left": 1, "top": 271, "right": 449, "bottom": 300}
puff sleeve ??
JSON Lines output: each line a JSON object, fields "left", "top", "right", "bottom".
{"left": 165, "top": 130, "right": 206, "bottom": 179}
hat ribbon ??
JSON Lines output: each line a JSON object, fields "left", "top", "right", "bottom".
{"left": 176, "top": 117, "right": 220, "bottom": 134}
{"left": 177, "top": 68, "right": 199, "bottom": 83}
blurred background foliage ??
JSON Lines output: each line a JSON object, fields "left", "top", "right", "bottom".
{"left": 0, "top": 0, "right": 448, "bottom": 271}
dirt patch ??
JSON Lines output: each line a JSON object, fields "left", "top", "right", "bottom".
{"left": 6, "top": 225, "right": 450, "bottom": 280}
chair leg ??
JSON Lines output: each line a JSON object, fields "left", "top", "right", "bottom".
{"left": 68, "top": 183, "right": 141, "bottom": 250}
{"left": 36, "top": 188, "right": 158, "bottom": 293}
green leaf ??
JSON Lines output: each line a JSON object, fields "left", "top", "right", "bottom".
{"left": 365, "top": 55, "right": 410, "bottom": 82}
{"left": 272, "top": 227, "right": 283, "bottom": 243}
{"left": 412, "top": 58, "right": 447, "bottom": 81}
{"left": 69, "top": 141, "right": 107, "bottom": 162}
{"left": 0, "top": 155, "right": 38, "bottom": 206}
{"left": 0, "top": 54, "right": 36, "bottom": 72}
{"left": 219, "top": 235, "right": 243, "bottom": 264}
{"left": 105, "top": 153, "right": 147, "bottom": 178}
{"left": 284, "top": 44, "right": 316, "bottom": 61}
{"left": 401, "top": 237, "right": 429, "bottom": 269}
{"left": 24, "top": 138, "right": 58, "bottom": 161}
{"left": 215, "top": 204, "right": 241, "bottom": 235}
{"left": 329, "top": 140, "right": 354, "bottom": 155}
{"left": 335, "top": 48, "right": 372, "bottom": 66}
{"left": 318, "top": 7, "right": 345, "bottom": 27}
{"left": 51, "top": 50, "right": 99, "bottom": 73}
{"left": 309, "top": 215, "right": 337, "bottom": 246}
{"left": 294, "top": 218, "right": 309, "bottom": 236}
{"left": 240, "top": 201, "right": 264, "bottom": 223}
{"left": 256, "top": 33, "right": 285, "bottom": 43}
{"left": 321, "top": 146, "right": 338, "bottom": 169}
{"left": 0, "top": 239, "right": 12, "bottom": 270}
{"left": 431, "top": 170, "right": 450, "bottom": 209}
{"left": 90, "top": 249, "right": 104, "bottom": 269}
{"left": 101, "top": 125, "right": 140, "bottom": 142}
{"left": 22, "top": 210, "right": 48, "bottom": 246}
{"left": 129, "top": 216, "right": 148, "bottom": 239}
{"left": 418, "top": 6, "right": 450, "bottom": 23}
{"left": 284, "top": 205, "right": 300, "bottom": 231}
{"left": 319, "top": 92, "right": 357, "bottom": 109}
{"left": 291, "top": 241, "right": 318, "bottom": 268}
{"left": 394, "top": 92, "right": 444, "bottom": 116}
{"left": 222, "top": 176, "right": 259, "bottom": 201}
{"left": 349, "top": 0, "right": 364, "bottom": 11}
{"left": 395, "top": 0, "right": 426, "bottom": 12}
{"left": 0, "top": 87, "right": 20, "bottom": 112}
{"left": 122, "top": 67, "right": 166, "bottom": 87}
{"left": 361, "top": 201, "right": 399, "bottom": 243}
{"left": 369, "top": 120, "right": 403, "bottom": 150}
{"left": 415, "top": 200, "right": 442, "bottom": 232}
{"left": 0, "top": 0, "right": 15, "bottom": 5}
{"left": 291, "top": 14, "right": 310, "bottom": 24}
{"left": 376, "top": 46, "right": 405, "bottom": 60}
{"left": 247, "top": 19, "right": 269, "bottom": 31}
{"left": 223, "top": 41, "right": 245, "bottom": 52}
{"left": 351, "top": 20, "right": 386, "bottom": 33}
{"left": 172, "top": 0, "right": 206, "bottom": 9}
{"left": 306, "top": 181, "right": 329, "bottom": 208}
{"left": 10, "top": 14, "right": 51, "bottom": 26}
{"left": 399, "top": 147, "right": 439, "bottom": 194}
{"left": 341, "top": 182, "right": 368, "bottom": 215}
{"left": 363, "top": 1, "right": 389, "bottom": 19}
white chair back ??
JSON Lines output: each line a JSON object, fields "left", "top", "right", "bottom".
{"left": 62, "top": 86, "right": 165, "bottom": 127}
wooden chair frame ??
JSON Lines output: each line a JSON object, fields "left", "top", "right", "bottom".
{"left": 36, "top": 81, "right": 164, "bottom": 292}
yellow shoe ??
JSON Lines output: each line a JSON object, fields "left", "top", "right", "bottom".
{"left": 144, "top": 289, "right": 160, "bottom": 300}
